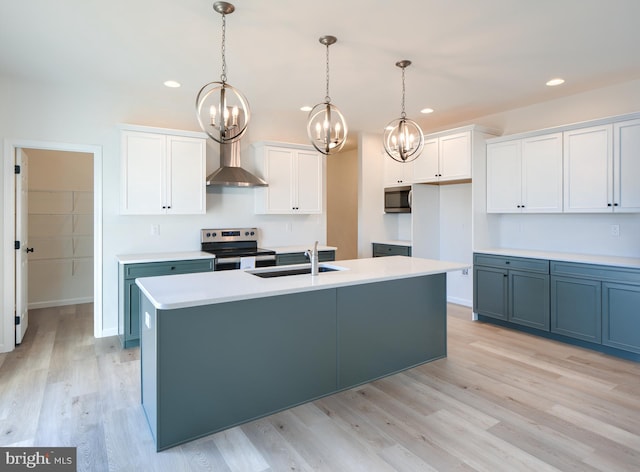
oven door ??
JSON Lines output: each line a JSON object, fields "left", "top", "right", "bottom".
{"left": 214, "top": 255, "right": 277, "bottom": 271}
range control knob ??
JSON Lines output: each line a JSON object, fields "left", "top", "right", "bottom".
{"left": 250, "top": 231, "right": 255, "bottom": 236}
{"left": 206, "top": 232, "right": 211, "bottom": 238}
{"left": 245, "top": 231, "right": 250, "bottom": 236}
{"left": 212, "top": 232, "right": 217, "bottom": 238}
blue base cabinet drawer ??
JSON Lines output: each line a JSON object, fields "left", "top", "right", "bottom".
{"left": 275, "top": 250, "right": 335, "bottom": 266}
{"left": 372, "top": 243, "right": 412, "bottom": 257}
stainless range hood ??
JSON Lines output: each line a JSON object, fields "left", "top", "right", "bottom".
{"left": 206, "top": 139, "right": 267, "bottom": 188}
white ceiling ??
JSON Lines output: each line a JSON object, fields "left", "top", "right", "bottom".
{"left": 2, "top": 0, "right": 640, "bottom": 139}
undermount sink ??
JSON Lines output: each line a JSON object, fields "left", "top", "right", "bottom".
{"left": 248, "top": 264, "right": 347, "bottom": 278}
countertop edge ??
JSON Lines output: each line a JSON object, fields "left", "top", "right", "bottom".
{"left": 474, "top": 248, "right": 640, "bottom": 269}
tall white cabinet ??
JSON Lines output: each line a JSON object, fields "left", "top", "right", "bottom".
{"left": 253, "top": 142, "right": 323, "bottom": 214}
{"left": 120, "top": 126, "right": 206, "bottom": 215}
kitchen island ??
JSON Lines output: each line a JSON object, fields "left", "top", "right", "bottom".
{"left": 137, "top": 256, "right": 467, "bottom": 451}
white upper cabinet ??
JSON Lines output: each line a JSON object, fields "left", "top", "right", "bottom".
{"left": 614, "top": 119, "right": 640, "bottom": 212}
{"left": 120, "top": 128, "right": 206, "bottom": 215}
{"left": 487, "top": 140, "right": 522, "bottom": 213}
{"left": 253, "top": 142, "right": 323, "bottom": 214}
{"left": 563, "top": 124, "right": 612, "bottom": 213}
{"left": 413, "top": 131, "right": 471, "bottom": 183}
{"left": 383, "top": 152, "right": 414, "bottom": 186}
{"left": 487, "top": 133, "right": 563, "bottom": 213}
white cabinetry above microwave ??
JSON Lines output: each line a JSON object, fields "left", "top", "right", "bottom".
{"left": 413, "top": 131, "right": 471, "bottom": 184}
{"left": 120, "top": 125, "right": 206, "bottom": 215}
{"left": 253, "top": 142, "right": 323, "bottom": 214}
{"left": 383, "top": 154, "right": 413, "bottom": 186}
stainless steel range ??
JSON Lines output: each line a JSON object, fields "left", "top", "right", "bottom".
{"left": 200, "top": 228, "right": 276, "bottom": 271}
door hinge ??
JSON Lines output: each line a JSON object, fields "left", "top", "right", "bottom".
{"left": 15, "top": 241, "right": 20, "bottom": 250}
{"left": 15, "top": 165, "right": 20, "bottom": 174}
{"left": 15, "top": 316, "right": 20, "bottom": 325}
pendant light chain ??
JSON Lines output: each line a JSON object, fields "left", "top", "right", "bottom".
{"left": 220, "top": 12, "right": 227, "bottom": 83}
{"left": 400, "top": 66, "right": 406, "bottom": 119}
{"left": 325, "top": 42, "right": 331, "bottom": 104}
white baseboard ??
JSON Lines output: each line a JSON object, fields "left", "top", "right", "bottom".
{"left": 99, "top": 327, "right": 118, "bottom": 338}
{"left": 28, "top": 297, "right": 94, "bottom": 310}
{"left": 447, "top": 296, "right": 472, "bottom": 307}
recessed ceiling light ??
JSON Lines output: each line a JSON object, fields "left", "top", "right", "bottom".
{"left": 420, "top": 108, "right": 434, "bottom": 114}
{"left": 300, "top": 106, "right": 312, "bottom": 112}
{"left": 546, "top": 78, "right": 565, "bottom": 87}
{"left": 164, "top": 80, "right": 181, "bottom": 88}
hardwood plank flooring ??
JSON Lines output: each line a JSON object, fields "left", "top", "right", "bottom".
{"left": 0, "top": 303, "right": 638, "bottom": 471}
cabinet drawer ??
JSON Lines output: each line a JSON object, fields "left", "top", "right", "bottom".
{"left": 373, "top": 243, "right": 412, "bottom": 257}
{"left": 125, "top": 259, "right": 213, "bottom": 279}
{"left": 550, "top": 261, "right": 640, "bottom": 285}
{"left": 276, "top": 250, "right": 336, "bottom": 266}
{"left": 474, "top": 254, "right": 549, "bottom": 273}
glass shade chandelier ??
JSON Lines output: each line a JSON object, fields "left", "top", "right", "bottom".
{"left": 306, "top": 35, "right": 348, "bottom": 155}
{"left": 383, "top": 60, "right": 424, "bottom": 163}
{"left": 196, "top": 2, "right": 250, "bottom": 144}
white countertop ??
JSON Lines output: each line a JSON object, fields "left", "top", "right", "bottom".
{"left": 136, "top": 256, "right": 468, "bottom": 310}
{"left": 475, "top": 248, "right": 640, "bottom": 269}
{"left": 372, "top": 240, "right": 412, "bottom": 247}
{"left": 116, "top": 251, "right": 214, "bottom": 264}
{"left": 267, "top": 245, "right": 337, "bottom": 254}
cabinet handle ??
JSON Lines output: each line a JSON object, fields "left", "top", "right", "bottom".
{"left": 607, "top": 203, "right": 612, "bottom": 207}
{"left": 171, "top": 266, "right": 176, "bottom": 270}
{"left": 505, "top": 261, "right": 510, "bottom": 264}
{"left": 614, "top": 203, "right": 619, "bottom": 207}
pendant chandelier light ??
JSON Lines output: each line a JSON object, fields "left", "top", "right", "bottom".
{"left": 306, "top": 35, "right": 348, "bottom": 155}
{"left": 383, "top": 60, "right": 424, "bottom": 163}
{"left": 196, "top": 2, "right": 249, "bottom": 144}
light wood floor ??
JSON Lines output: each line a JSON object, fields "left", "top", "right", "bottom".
{"left": 1, "top": 303, "right": 638, "bottom": 472}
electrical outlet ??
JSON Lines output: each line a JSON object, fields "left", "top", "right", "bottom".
{"left": 611, "top": 224, "right": 620, "bottom": 237}
{"left": 151, "top": 224, "right": 160, "bottom": 236}
{"left": 461, "top": 268, "right": 469, "bottom": 276}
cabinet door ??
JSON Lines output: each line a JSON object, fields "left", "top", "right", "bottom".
{"left": 602, "top": 282, "right": 640, "bottom": 353}
{"left": 384, "top": 154, "right": 413, "bottom": 186}
{"left": 509, "top": 270, "right": 550, "bottom": 330}
{"left": 263, "top": 147, "right": 295, "bottom": 213}
{"left": 551, "top": 275, "right": 601, "bottom": 342}
{"left": 614, "top": 119, "right": 640, "bottom": 212}
{"left": 474, "top": 266, "right": 508, "bottom": 320}
{"left": 166, "top": 136, "right": 206, "bottom": 214}
{"left": 295, "top": 150, "right": 323, "bottom": 213}
{"left": 121, "top": 131, "right": 165, "bottom": 214}
{"left": 521, "top": 133, "right": 563, "bottom": 213}
{"left": 563, "top": 125, "right": 613, "bottom": 212}
{"left": 412, "top": 137, "right": 439, "bottom": 182}
{"left": 439, "top": 131, "right": 471, "bottom": 181}
{"left": 486, "top": 140, "right": 521, "bottom": 213}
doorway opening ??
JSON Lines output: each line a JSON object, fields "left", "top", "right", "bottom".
{"left": 3, "top": 139, "right": 103, "bottom": 353}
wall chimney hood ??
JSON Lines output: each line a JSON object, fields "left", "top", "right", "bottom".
{"left": 206, "top": 139, "right": 267, "bottom": 188}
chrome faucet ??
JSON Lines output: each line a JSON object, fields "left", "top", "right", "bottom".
{"left": 305, "top": 241, "right": 319, "bottom": 276}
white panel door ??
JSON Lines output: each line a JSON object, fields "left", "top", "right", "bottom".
{"left": 486, "top": 140, "right": 521, "bottom": 213}
{"left": 563, "top": 125, "right": 612, "bottom": 212}
{"left": 121, "top": 131, "right": 164, "bottom": 214}
{"left": 295, "top": 150, "right": 322, "bottom": 214}
{"left": 264, "top": 148, "right": 295, "bottom": 213}
{"left": 614, "top": 119, "right": 640, "bottom": 212}
{"left": 521, "top": 133, "right": 563, "bottom": 213}
{"left": 167, "top": 136, "right": 206, "bottom": 214}
{"left": 439, "top": 131, "right": 471, "bottom": 181}
{"left": 383, "top": 154, "right": 411, "bottom": 186}
{"left": 412, "top": 137, "right": 439, "bottom": 182}
{"left": 15, "top": 149, "right": 29, "bottom": 344}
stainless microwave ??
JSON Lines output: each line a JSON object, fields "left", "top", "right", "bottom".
{"left": 384, "top": 185, "right": 412, "bottom": 213}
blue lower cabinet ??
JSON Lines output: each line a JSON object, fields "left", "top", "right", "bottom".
{"left": 473, "top": 266, "right": 508, "bottom": 321}
{"left": 602, "top": 282, "right": 640, "bottom": 354}
{"left": 275, "top": 250, "right": 335, "bottom": 266}
{"left": 551, "top": 276, "right": 602, "bottom": 343}
{"left": 474, "top": 253, "right": 640, "bottom": 361}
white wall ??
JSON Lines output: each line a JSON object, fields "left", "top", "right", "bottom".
{"left": 0, "top": 77, "right": 326, "bottom": 342}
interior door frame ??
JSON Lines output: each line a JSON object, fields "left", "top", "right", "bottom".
{"left": 2, "top": 139, "right": 103, "bottom": 352}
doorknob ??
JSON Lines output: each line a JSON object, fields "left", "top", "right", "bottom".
{"left": 26, "top": 247, "right": 34, "bottom": 253}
